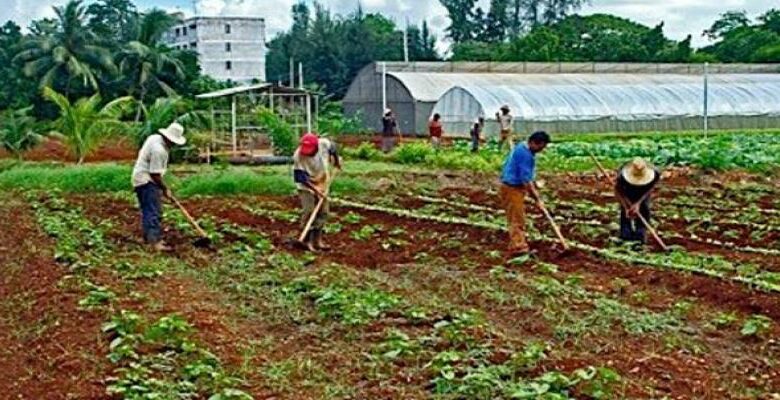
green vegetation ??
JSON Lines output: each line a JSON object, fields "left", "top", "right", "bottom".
{"left": 0, "top": 163, "right": 365, "bottom": 197}
{"left": 44, "top": 87, "right": 132, "bottom": 163}
{"left": 0, "top": 107, "right": 44, "bottom": 160}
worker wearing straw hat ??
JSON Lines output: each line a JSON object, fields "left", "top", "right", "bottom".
{"left": 615, "top": 157, "right": 660, "bottom": 244}
{"left": 293, "top": 133, "right": 342, "bottom": 252}
{"left": 496, "top": 105, "right": 513, "bottom": 150}
{"left": 132, "top": 122, "right": 187, "bottom": 252}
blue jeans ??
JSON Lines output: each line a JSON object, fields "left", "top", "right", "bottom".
{"left": 620, "top": 198, "right": 651, "bottom": 242}
{"left": 135, "top": 183, "right": 163, "bottom": 244}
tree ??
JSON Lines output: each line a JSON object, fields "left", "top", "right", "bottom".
{"left": 86, "top": 0, "right": 139, "bottom": 47}
{"left": 703, "top": 10, "right": 750, "bottom": 40}
{"left": 43, "top": 87, "right": 132, "bottom": 164}
{"left": 480, "top": 0, "right": 511, "bottom": 42}
{"left": 0, "top": 22, "right": 35, "bottom": 110}
{"left": 116, "top": 9, "right": 185, "bottom": 119}
{"left": 440, "top": 0, "right": 478, "bottom": 43}
{"left": 0, "top": 107, "right": 43, "bottom": 159}
{"left": 15, "top": 0, "right": 116, "bottom": 97}
{"left": 134, "top": 97, "right": 205, "bottom": 147}
{"left": 407, "top": 21, "right": 440, "bottom": 61}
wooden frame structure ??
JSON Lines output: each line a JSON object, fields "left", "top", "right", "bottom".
{"left": 196, "top": 83, "right": 320, "bottom": 156}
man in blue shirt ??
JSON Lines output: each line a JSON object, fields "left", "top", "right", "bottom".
{"left": 499, "top": 131, "right": 551, "bottom": 256}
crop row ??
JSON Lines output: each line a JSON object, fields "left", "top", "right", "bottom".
{"left": 30, "top": 192, "right": 251, "bottom": 400}
{"left": 332, "top": 198, "right": 780, "bottom": 294}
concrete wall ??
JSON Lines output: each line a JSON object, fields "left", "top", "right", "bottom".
{"left": 164, "top": 17, "right": 266, "bottom": 82}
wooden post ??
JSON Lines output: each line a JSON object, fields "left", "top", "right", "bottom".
{"left": 231, "top": 95, "right": 237, "bottom": 154}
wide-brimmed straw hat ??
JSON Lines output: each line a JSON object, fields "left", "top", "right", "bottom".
{"left": 299, "top": 133, "right": 319, "bottom": 156}
{"left": 158, "top": 122, "right": 186, "bottom": 146}
{"left": 623, "top": 157, "right": 655, "bottom": 186}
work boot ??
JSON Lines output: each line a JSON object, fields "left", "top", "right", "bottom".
{"left": 314, "top": 229, "right": 331, "bottom": 252}
{"left": 303, "top": 231, "right": 317, "bottom": 252}
{"left": 152, "top": 241, "right": 173, "bottom": 253}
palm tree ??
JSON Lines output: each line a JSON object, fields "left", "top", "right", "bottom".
{"left": 14, "top": 0, "right": 115, "bottom": 95}
{"left": 134, "top": 96, "right": 206, "bottom": 147}
{"left": 43, "top": 87, "right": 132, "bottom": 164}
{"left": 117, "top": 9, "right": 185, "bottom": 120}
{"left": 0, "top": 107, "right": 44, "bottom": 160}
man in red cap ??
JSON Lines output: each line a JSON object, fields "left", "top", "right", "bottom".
{"left": 293, "top": 133, "right": 341, "bottom": 251}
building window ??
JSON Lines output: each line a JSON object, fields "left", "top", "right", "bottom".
{"left": 190, "top": 42, "right": 197, "bottom": 49}
{"left": 183, "top": 27, "right": 187, "bottom": 36}
{"left": 225, "top": 42, "right": 231, "bottom": 52}
{"left": 175, "top": 28, "right": 180, "bottom": 37}
{"left": 189, "top": 24, "right": 196, "bottom": 31}
{"left": 225, "top": 61, "right": 232, "bottom": 70}
{"left": 182, "top": 44, "right": 188, "bottom": 49}
{"left": 225, "top": 24, "right": 231, "bottom": 34}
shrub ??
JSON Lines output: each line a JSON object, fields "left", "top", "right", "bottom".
{"left": 393, "top": 142, "right": 434, "bottom": 164}
{"left": 257, "top": 108, "right": 296, "bottom": 156}
{"left": 0, "top": 107, "right": 44, "bottom": 160}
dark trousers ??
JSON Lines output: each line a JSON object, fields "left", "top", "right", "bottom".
{"left": 620, "top": 198, "right": 651, "bottom": 242}
{"left": 135, "top": 183, "right": 163, "bottom": 244}
{"left": 471, "top": 137, "right": 479, "bottom": 152}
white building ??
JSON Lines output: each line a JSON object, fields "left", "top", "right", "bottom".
{"left": 164, "top": 16, "right": 266, "bottom": 83}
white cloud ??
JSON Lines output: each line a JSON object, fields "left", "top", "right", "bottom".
{"left": 2, "top": 0, "right": 778, "bottom": 50}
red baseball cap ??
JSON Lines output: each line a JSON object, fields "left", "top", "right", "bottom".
{"left": 299, "top": 133, "right": 319, "bottom": 156}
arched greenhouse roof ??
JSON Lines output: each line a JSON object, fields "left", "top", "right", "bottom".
{"left": 429, "top": 74, "right": 780, "bottom": 122}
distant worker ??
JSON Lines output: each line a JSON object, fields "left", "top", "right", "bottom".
{"left": 470, "top": 117, "right": 485, "bottom": 153}
{"left": 131, "top": 122, "right": 187, "bottom": 252}
{"left": 429, "top": 113, "right": 443, "bottom": 149}
{"left": 500, "top": 131, "right": 551, "bottom": 257}
{"left": 496, "top": 105, "right": 513, "bottom": 150}
{"left": 293, "top": 133, "right": 342, "bottom": 252}
{"left": 615, "top": 157, "right": 660, "bottom": 244}
{"left": 381, "top": 108, "right": 398, "bottom": 153}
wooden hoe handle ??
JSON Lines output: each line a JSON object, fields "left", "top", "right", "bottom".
{"left": 171, "top": 195, "right": 209, "bottom": 239}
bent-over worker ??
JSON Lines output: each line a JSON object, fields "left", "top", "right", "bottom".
{"left": 615, "top": 157, "right": 660, "bottom": 244}
{"left": 132, "top": 122, "right": 187, "bottom": 252}
{"left": 499, "top": 131, "right": 551, "bottom": 257}
{"left": 293, "top": 133, "right": 342, "bottom": 252}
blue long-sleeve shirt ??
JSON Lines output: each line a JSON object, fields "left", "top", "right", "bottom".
{"left": 501, "top": 144, "right": 536, "bottom": 186}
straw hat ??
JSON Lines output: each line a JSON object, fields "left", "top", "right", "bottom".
{"left": 500, "top": 105, "right": 510, "bottom": 111}
{"left": 158, "top": 122, "right": 186, "bottom": 146}
{"left": 384, "top": 108, "right": 392, "bottom": 115}
{"left": 623, "top": 158, "right": 655, "bottom": 186}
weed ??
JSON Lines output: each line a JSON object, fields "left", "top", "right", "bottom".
{"left": 741, "top": 315, "right": 772, "bottom": 338}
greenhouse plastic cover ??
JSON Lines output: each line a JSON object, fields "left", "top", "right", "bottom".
{"left": 393, "top": 73, "right": 780, "bottom": 122}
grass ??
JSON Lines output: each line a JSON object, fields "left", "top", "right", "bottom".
{"left": 0, "top": 163, "right": 366, "bottom": 197}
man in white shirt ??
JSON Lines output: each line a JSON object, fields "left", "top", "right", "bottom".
{"left": 496, "top": 105, "right": 514, "bottom": 150}
{"left": 293, "top": 133, "right": 341, "bottom": 252}
{"left": 132, "top": 122, "right": 187, "bottom": 252}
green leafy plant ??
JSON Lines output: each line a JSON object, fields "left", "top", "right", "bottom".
{"left": 740, "top": 315, "right": 772, "bottom": 338}
{"left": 43, "top": 87, "right": 132, "bottom": 164}
{"left": 0, "top": 107, "right": 44, "bottom": 159}
{"left": 257, "top": 107, "right": 296, "bottom": 156}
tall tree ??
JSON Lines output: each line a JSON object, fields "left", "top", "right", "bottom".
{"left": 703, "top": 10, "right": 750, "bottom": 40}
{"left": 86, "top": 0, "right": 139, "bottom": 47}
{"left": 14, "top": 0, "right": 115, "bottom": 96}
{"left": 440, "top": 0, "right": 478, "bottom": 44}
{"left": 480, "top": 0, "right": 511, "bottom": 42}
{"left": 0, "top": 22, "right": 35, "bottom": 110}
{"left": 116, "top": 9, "right": 185, "bottom": 118}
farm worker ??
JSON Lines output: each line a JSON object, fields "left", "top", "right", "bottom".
{"left": 499, "top": 131, "right": 551, "bottom": 257}
{"left": 429, "top": 113, "right": 443, "bottom": 149}
{"left": 470, "top": 117, "right": 485, "bottom": 153}
{"left": 381, "top": 108, "right": 398, "bottom": 153}
{"left": 496, "top": 105, "right": 514, "bottom": 150}
{"left": 615, "top": 157, "right": 660, "bottom": 244}
{"left": 293, "top": 133, "right": 342, "bottom": 252}
{"left": 131, "top": 122, "right": 187, "bottom": 252}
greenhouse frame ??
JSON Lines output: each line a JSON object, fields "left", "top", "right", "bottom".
{"left": 342, "top": 62, "right": 780, "bottom": 136}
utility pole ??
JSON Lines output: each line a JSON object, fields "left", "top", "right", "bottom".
{"left": 382, "top": 62, "right": 387, "bottom": 112}
{"left": 403, "top": 19, "right": 409, "bottom": 63}
{"left": 289, "top": 57, "right": 294, "bottom": 88}
{"left": 298, "top": 62, "right": 304, "bottom": 89}
{"left": 703, "top": 62, "right": 709, "bottom": 138}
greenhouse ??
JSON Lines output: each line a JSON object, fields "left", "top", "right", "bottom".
{"left": 342, "top": 62, "right": 780, "bottom": 135}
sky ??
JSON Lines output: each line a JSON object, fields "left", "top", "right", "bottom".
{"left": 3, "top": 0, "right": 777, "bottom": 51}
